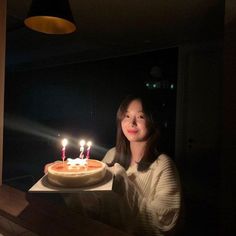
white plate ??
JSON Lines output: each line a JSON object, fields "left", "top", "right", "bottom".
{"left": 29, "top": 170, "right": 113, "bottom": 193}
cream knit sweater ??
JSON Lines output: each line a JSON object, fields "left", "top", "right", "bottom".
{"left": 102, "top": 147, "right": 182, "bottom": 236}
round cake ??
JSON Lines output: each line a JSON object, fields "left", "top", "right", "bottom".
{"left": 47, "top": 159, "right": 106, "bottom": 188}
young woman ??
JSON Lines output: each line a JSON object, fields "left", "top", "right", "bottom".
{"left": 102, "top": 94, "right": 183, "bottom": 235}
{"left": 46, "top": 94, "right": 182, "bottom": 235}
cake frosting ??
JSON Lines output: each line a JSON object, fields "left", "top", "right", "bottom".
{"left": 47, "top": 159, "right": 106, "bottom": 188}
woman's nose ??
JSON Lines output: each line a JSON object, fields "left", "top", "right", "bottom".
{"left": 131, "top": 118, "right": 137, "bottom": 126}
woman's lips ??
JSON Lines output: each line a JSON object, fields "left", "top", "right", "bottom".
{"left": 127, "top": 129, "right": 138, "bottom": 134}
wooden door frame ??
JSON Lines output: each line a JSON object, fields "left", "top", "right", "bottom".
{"left": 0, "top": 0, "right": 6, "bottom": 186}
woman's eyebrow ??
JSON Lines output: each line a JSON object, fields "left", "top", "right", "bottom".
{"left": 126, "top": 110, "right": 144, "bottom": 113}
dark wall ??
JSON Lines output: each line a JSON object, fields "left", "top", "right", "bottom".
{"left": 221, "top": 0, "right": 236, "bottom": 233}
{"left": 3, "top": 48, "right": 178, "bottom": 188}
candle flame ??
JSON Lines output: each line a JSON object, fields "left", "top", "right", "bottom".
{"left": 87, "top": 141, "right": 92, "bottom": 147}
{"left": 79, "top": 139, "right": 86, "bottom": 147}
{"left": 62, "top": 138, "right": 68, "bottom": 147}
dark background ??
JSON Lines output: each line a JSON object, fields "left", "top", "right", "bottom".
{"left": 3, "top": 48, "right": 178, "bottom": 189}
{"left": 3, "top": 1, "right": 236, "bottom": 235}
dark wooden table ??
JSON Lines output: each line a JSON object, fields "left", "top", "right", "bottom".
{"left": 0, "top": 184, "right": 132, "bottom": 236}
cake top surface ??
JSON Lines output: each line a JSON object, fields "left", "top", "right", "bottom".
{"left": 48, "top": 159, "right": 106, "bottom": 175}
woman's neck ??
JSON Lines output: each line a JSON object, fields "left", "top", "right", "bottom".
{"left": 130, "top": 141, "right": 146, "bottom": 165}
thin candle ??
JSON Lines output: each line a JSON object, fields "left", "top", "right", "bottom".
{"left": 86, "top": 141, "right": 92, "bottom": 159}
{"left": 79, "top": 139, "right": 86, "bottom": 159}
{"left": 61, "top": 138, "right": 68, "bottom": 163}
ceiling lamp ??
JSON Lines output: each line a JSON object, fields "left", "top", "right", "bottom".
{"left": 24, "top": 0, "right": 76, "bottom": 34}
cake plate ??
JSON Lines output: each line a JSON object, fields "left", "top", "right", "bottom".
{"left": 29, "top": 170, "right": 113, "bottom": 193}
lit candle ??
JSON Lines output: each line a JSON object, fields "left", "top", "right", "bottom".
{"left": 61, "top": 138, "right": 68, "bottom": 162}
{"left": 79, "top": 139, "right": 86, "bottom": 158}
{"left": 86, "top": 141, "right": 92, "bottom": 159}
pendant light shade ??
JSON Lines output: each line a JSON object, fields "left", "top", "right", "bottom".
{"left": 24, "top": 0, "right": 76, "bottom": 34}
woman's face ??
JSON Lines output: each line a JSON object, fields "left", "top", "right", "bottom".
{"left": 121, "top": 99, "right": 149, "bottom": 143}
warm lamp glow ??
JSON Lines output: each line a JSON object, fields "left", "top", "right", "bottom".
{"left": 24, "top": 16, "right": 76, "bottom": 34}
{"left": 24, "top": 0, "right": 76, "bottom": 34}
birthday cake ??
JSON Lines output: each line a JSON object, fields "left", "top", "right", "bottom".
{"left": 47, "top": 158, "right": 106, "bottom": 188}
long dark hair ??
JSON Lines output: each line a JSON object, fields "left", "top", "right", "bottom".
{"left": 111, "top": 94, "right": 161, "bottom": 171}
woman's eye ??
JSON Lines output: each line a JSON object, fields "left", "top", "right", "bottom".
{"left": 138, "top": 115, "right": 144, "bottom": 119}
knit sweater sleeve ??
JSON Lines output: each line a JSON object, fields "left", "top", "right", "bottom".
{"left": 135, "top": 154, "right": 181, "bottom": 234}
{"left": 102, "top": 147, "right": 116, "bottom": 164}
{"left": 102, "top": 150, "right": 181, "bottom": 235}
